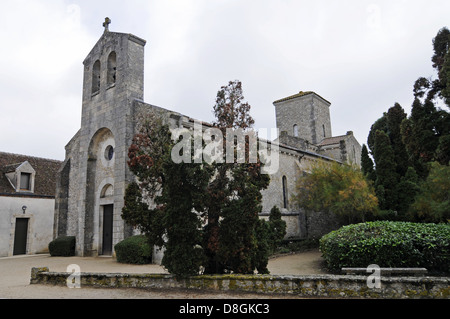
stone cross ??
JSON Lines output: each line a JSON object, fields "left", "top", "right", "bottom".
{"left": 103, "top": 17, "right": 111, "bottom": 33}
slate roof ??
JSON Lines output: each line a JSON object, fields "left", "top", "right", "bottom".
{"left": 0, "top": 152, "right": 62, "bottom": 197}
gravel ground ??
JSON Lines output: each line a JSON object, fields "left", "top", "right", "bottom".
{"left": 0, "top": 250, "right": 326, "bottom": 299}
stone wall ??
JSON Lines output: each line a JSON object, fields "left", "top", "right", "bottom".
{"left": 30, "top": 267, "right": 450, "bottom": 299}
{"left": 304, "top": 210, "right": 344, "bottom": 240}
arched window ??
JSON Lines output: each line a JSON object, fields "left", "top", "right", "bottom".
{"left": 92, "top": 60, "right": 101, "bottom": 94}
{"left": 282, "top": 175, "right": 288, "bottom": 209}
{"left": 107, "top": 51, "right": 117, "bottom": 87}
{"left": 293, "top": 124, "right": 298, "bottom": 137}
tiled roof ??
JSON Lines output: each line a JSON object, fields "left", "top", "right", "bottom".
{"left": 273, "top": 91, "right": 331, "bottom": 104}
{"left": 0, "top": 152, "right": 62, "bottom": 197}
{"left": 318, "top": 135, "right": 348, "bottom": 146}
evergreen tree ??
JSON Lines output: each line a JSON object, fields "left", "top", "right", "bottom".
{"left": 367, "top": 115, "right": 387, "bottom": 155}
{"left": 367, "top": 104, "right": 409, "bottom": 212}
{"left": 360, "top": 144, "right": 375, "bottom": 182}
{"left": 386, "top": 103, "right": 409, "bottom": 176}
{"left": 268, "top": 206, "right": 287, "bottom": 253}
{"left": 373, "top": 130, "right": 399, "bottom": 211}
{"left": 413, "top": 27, "right": 450, "bottom": 104}
{"left": 409, "top": 162, "right": 450, "bottom": 223}
{"left": 401, "top": 98, "right": 443, "bottom": 177}
{"left": 364, "top": 27, "right": 450, "bottom": 220}
{"left": 123, "top": 81, "right": 272, "bottom": 276}
{"left": 124, "top": 115, "right": 212, "bottom": 277}
{"left": 396, "top": 167, "right": 420, "bottom": 217}
{"left": 205, "top": 80, "right": 270, "bottom": 274}
{"left": 407, "top": 27, "right": 450, "bottom": 169}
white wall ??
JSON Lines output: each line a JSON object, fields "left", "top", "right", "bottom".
{"left": 0, "top": 196, "right": 54, "bottom": 257}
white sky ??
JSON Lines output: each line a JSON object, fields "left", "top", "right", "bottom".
{"left": 0, "top": 0, "right": 449, "bottom": 160}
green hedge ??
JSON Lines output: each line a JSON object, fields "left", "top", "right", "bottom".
{"left": 319, "top": 221, "right": 450, "bottom": 274}
{"left": 48, "top": 236, "right": 76, "bottom": 256}
{"left": 114, "top": 235, "right": 152, "bottom": 264}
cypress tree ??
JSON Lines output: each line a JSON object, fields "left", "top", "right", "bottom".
{"left": 204, "top": 80, "right": 270, "bottom": 274}
{"left": 386, "top": 103, "right": 409, "bottom": 176}
{"left": 361, "top": 144, "right": 375, "bottom": 182}
{"left": 396, "top": 167, "right": 420, "bottom": 218}
{"left": 373, "top": 130, "right": 399, "bottom": 211}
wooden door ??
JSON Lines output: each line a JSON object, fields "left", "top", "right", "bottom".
{"left": 13, "top": 218, "right": 28, "bottom": 255}
{"left": 102, "top": 205, "right": 113, "bottom": 255}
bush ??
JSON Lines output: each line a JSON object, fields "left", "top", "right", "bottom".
{"left": 48, "top": 236, "right": 76, "bottom": 256}
{"left": 319, "top": 221, "right": 450, "bottom": 274}
{"left": 295, "top": 161, "right": 379, "bottom": 224}
{"left": 114, "top": 235, "right": 152, "bottom": 264}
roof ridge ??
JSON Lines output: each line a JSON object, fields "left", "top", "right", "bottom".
{"left": 273, "top": 91, "right": 331, "bottom": 104}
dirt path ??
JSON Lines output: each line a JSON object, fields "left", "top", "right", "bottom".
{"left": 268, "top": 250, "right": 326, "bottom": 275}
{"left": 0, "top": 250, "right": 325, "bottom": 299}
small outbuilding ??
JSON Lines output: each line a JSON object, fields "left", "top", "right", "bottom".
{"left": 0, "top": 152, "right": 61, "bottom": 257}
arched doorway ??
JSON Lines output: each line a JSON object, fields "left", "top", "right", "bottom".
{"left": 84, "top": 128, "right": 115, "bottom": 256}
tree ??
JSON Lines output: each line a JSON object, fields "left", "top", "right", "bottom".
{"left": 122, "top": 182, "right": 165, "bottom": 248}
{"left": 386, "top": 103, "right": 409, "bottom": 176}
{"left": 251, "top": 206, "right": 287, "bottom": 274}
{"left": 401, "top": 98, "right": 444, "bottom": 176}
{"left": 363, "top": 27, "right": 450, "bottom": 220}
{"left": 124, "top": 115, "right": 212, "bottom": 277}
{"left": 360, "top": 144, "right": 375, "bottom": 182}
{"left": 373, "top": 130, "right": 398, "bottom": 211}
{"left": 267, "top": 206, "right": 287, "bottom": 253}
{"left": 413, "top": 27, "right": 450, "bottom": 105}
{"left": 406, "top": 27, "right": 450, "bottom": 169}
{"left": 409, "top": 162, "right": 450, "bottom": 223}
{"left": 204, "top": 80, "right": 270, "bottom": 274}
{"left": 396, "top": 167, "right": 420, "bottom": 217}
{"left": 367, "top": 115, "right": 387, "bottom": 155}
{"left": 295, "top": 161, "right": 379, "bottom": 224}
{"left": 123, "top": 80, "right": 271, "bottom": 276}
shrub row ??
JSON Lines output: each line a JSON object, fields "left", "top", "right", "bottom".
{"left": 114, "top": 235, "right": 152, "bottom": 264}
{"left": 319, "top": 221, "right": 450, "bottom": 274}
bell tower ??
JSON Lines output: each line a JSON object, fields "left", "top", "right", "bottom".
{"left": 75, "top": 18, "right": 147, "bottom": 256}
{"left": 274, "top": 91, "right": 332, "bottom": 145}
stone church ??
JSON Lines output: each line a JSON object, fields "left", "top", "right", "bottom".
{"left": 53, "top": 20, "right": 361, "bottom": 258}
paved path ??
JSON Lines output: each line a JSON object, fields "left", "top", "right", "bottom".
{"left": 0, "top": 251, "right": 325, "bottom": 299}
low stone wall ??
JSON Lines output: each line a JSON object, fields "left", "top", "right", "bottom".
{"left": 30, "top": 267, "right": 449, "bottom": 299}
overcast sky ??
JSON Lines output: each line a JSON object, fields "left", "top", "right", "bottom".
{"left": 0, "top": 0, "right": 449, "bottom": 160}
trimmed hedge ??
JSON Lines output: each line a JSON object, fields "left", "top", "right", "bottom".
{"left": 319, "top": 221, "right": 450, "bottom": 274}
{"left": 48, "top": 236, "right": 76, "bottom": 256}
{"left": 114, "top": 235, "right": 152, "bottom": 264}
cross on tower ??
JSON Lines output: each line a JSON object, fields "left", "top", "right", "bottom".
{"left": 103, "top": 17, "right": 111, "bottom": 33}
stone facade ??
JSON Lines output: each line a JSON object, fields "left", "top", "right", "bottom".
{"left": 318, "top": 131, "right": 362, "bottom": 167}
{"left": 274, "top": 91, "right": 332, "bottom": 145}
{"left": 54, "top": 25, "right": 361, "bottom": 258}
{"left": 54, "top": 31, "right": 147, "bottom": 256}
